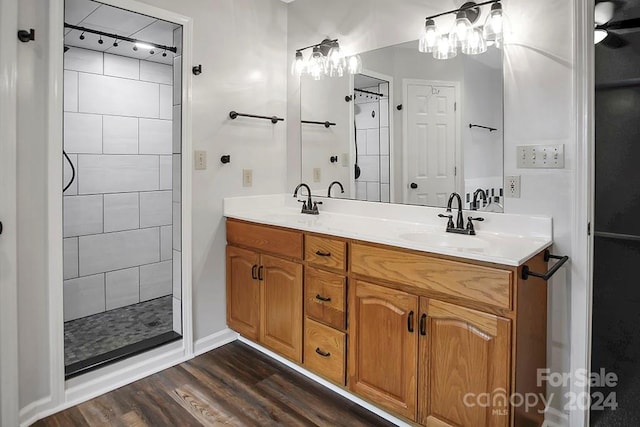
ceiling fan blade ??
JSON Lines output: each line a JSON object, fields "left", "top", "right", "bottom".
{"left": 606, "top": 17, "right": 640, "bottom": 30}
{"left": 601, "top": 31, "right": 629, "bottom": 48}
{"left": 595, "top": 1, "right": 616, "bottom": 25}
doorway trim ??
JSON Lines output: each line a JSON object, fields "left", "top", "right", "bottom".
{"left": 402, "top": 79, "right": 462, "bottom": 205}
{"left": 40, "top": 0, "right": 194, "bottom": 423}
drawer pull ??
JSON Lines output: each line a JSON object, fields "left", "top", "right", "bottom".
{"left": 419, "top": 313, "right": 427, "bottom": 336}
{"left": 315, "top": 250, "right": 331, "bottom": 257}
{"left": 315, "top": 347, "right": 331, "bottom": 358}
{"left": 251, "top": 264, "right": 258, "bottom": 280}
{"left": 315, "top": 294, "right": 332, "bottom": 302}
{"left": 407, "top": 311, "right": 415, "bottom": 333}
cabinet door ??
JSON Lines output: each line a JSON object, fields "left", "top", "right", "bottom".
{"left": 419, "top": 299, "right": 511, "bottom": 427}
{"left": 226, "top": 246, "right": 260, "bottom": 340}
{"left": 260, "top": 254, "right": 303, "bottom": 363}
{"left": 349, "top": 280, "right": 419, "bottom": 421}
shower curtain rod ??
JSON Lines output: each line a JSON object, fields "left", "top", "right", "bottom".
{"left": 64, "top": 23, "right": 178, "bottom": 53}
{"left": 354, "top": 88, "right": 383, "bottom": 97}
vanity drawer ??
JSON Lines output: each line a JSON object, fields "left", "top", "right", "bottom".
{"left": 350, "top": 243, "right": 513, "bottom": 310}
{"left": 226, "top": 219, "right": 303, "bottom": 260}
{"left": 304, "top": 318, "right": 346, "bottom": 386}
{"left": 305, "top": 267, "right": 346, "bottom": 330}
{"left": 305, "top": 235, "right": 346, "bottom": 270}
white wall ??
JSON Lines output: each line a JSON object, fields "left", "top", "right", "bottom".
{"left": 14, "top": 0, "right": 288, "bottom": 416}
{"left": 287, "top": 0, "right": 578, "bottom": 420}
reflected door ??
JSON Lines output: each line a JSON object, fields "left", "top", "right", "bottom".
{"left": 404, "top": 81, "right": 457, "bottom": 207}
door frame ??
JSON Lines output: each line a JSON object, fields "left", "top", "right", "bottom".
{"left": 402, "top": 79, "right": 462, "bottom": 205}
{"left": 44, "top": 0, "right": 194, "bottom": 418}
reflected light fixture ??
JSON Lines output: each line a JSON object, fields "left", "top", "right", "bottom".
{"left": 291, "top": 38, "right": 362, "bottom": 79}
{"left": 419, "top": 0, "right": 506, "bottom": 60}
{"left": 594, "top": 28, "right": 608, "bottom": 44}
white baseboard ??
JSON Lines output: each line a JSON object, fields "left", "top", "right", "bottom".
{"left": 238, "top": 337, "right": 410, "bottom": 427}
{"left": 193, "top": 328, "right": 238, "bottom": 356}
{"left": 19, "top": 397, "right": 53, "bottom": 427}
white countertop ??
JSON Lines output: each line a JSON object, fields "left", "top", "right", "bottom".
{"left": 224, "top": 194, "right": 553, "bottom": 267}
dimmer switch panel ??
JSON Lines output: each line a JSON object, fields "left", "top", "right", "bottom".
{"left": 517, "top": 144, "right": 565, "bottom": 169}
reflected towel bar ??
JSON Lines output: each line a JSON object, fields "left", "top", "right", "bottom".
{"left": 302, "top": 120, "right": 336, "bottom": 128}
{"left": 469, "top": 124, "right": 498, "bottom": 132}
{"left": 229, "top": 111, "right": 284, "bottom": 124}
{"left": 522, "top": 250, "right": 569, "bottom": 281}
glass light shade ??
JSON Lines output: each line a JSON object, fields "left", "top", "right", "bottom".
{"left": 346, "top": 54, "right": 363, "bottom": 74}
{"left": 307, "top": 47, "right": 327, "bottom": 80}
{"left": 291, "top": 51, "right": 306, "bottom": 76}
{"left": 462, "top": 27, "right": 487, "bottom": 55}
{"left": 594, "top": 29, "right": 608, "bottom": 44}
{"left": 483, "top": 2, "right": 504, "bottom": 45}
{"left": 454, "top": 11, "right": 472, "bottom": 46}
{"left": 327, "top": 46, "right": 346, "bottom": 77}
{"left": 419, "top": 19, "right": 438, "bottom": 53}
{"left": 433, "top": 34, "right": 457, "bottom": 60}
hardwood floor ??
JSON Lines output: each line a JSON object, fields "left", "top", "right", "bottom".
{"left": 35, "top": 341, "right": 395, "bottom": 426}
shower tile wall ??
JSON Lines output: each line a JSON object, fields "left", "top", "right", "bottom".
{"left": 171, "top": 27, "right": 183, "bottom": 334}
{"left": 355, "top": 83, "right": 390, "bottom": 203}
{"left": 63, "top": 47, "right": 175, "bottom": 322}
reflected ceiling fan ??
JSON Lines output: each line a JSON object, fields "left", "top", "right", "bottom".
{"left": 595, "top": 1, "right": 640, "bottom": 48}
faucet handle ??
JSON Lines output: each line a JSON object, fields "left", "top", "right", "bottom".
{"left": 466, "top": 216, "right": 484, "bottom": 234}
{"left": 438, "top": 213, "right": 454, "bottom": 229}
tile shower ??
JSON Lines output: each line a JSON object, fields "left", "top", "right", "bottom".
{"left": 62, "top": 39, "right": 182, "bottom": 373}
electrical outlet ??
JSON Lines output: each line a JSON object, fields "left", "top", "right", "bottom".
{"left": 242, "top": 169, "right": 253, "bottom": 187}
{"left": 313, "top": 168, "right": 321, "bottom": 183}
{"left": 517, "top": 144, "right": 565, "bottom": 169}
{"left": 194, "top": 150, "right": 207, "bottom": 170}
{"left": 505, "top": 176, "right": 521, "bottom": 198}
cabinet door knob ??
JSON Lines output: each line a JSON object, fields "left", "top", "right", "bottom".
{"left": 315, "top": 294, "right": 332, "bottom": 302}
{"left": 315, "top": 348, "right": 331, "bottom": 358}
{"left": 407, "top": 311, "right": 415, "bottom": 333}
{"left": 251, "top": 264, "right": 258, "bottom": 280}
{"left": 419, "top": 313, "right": 427, "bottom": 336}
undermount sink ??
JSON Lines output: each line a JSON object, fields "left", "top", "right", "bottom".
{"left": 262, "top": 213, "right": 319, "bottom": 223}
{"left": 398, "top": 232, "right": 489, "bottom": 250}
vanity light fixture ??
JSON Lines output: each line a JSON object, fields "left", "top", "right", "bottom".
{"left": 420, "top": 0, "right": 505, "bottom": 59}
{"left": 291, "top": 38, "right": 362, "bottom": 79}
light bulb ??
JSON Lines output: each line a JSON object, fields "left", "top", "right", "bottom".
{"left": 346, "top": 54, "right": 363, "bottom": 74}
{"left": 433, "top": 34, "right": 457, "bottom": 60}
{"left": 419, "top": 19, "right": 438, "bottom": 53}
{"left": 454, "top": 11, "right": 472, "bottom": 46}
{"left": 594, "top": 29, "right": 608, "bottom": 44}
{"left": 462, "top": 27, "right": 487, "bottom": 55}
{"left": 308, "top": 47, "right": 326, "bottom": 80}
{"left": 291, "top": 51, "right": 306, "bottom": 76}
{"left": 327, "top": 45, "right": 346, "bottom": 77}
{"left": 483, "top": 2, "right": 504, "bottom": 45}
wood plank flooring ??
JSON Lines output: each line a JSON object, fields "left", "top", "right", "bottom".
{"left": 35, "top": 341, "right": 395, "bottom": 426}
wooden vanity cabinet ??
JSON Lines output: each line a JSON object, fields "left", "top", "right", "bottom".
{"left": 226, "top": 220, "right": 303, "bottom": 363}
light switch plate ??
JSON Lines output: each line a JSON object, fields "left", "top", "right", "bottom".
{"left": 505, "top": 176, "right": 521, "bottom": 198}
{"left": 194, "top": 150, "right": 207, "bottom": 170}
{"left": 517, "top": 144, "right": 565, "bottom": 169}
{"left": 242, "top": 169, "right": 253, "bottom": 187}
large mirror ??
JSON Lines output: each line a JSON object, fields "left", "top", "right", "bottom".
{"left": 300, "top": 40, "right": 504, "bottom": 211}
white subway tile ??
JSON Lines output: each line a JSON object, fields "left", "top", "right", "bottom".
{"left": 78, "top": 228, "right": 160, "bottom": 276}
{"left": 78, "top": 73, "right": 159, "bottom": 118}
{"left": 173, "top": 56, "right": 182, "bottom": 105}
{"left": 63, "top": 274, "right": 105, "bottom": 321}
{"left": 367, "top": 182, "right": 380, "bottom": 202}
{"left": 160, "top": 85, "right": 172, "bottom": 120}
{"left": 78, "top": 155, "right": 159, "bottom": 194}
{"left": 106, "top": 267, "right": 140, "bottom": 310}
{"left": 172, "top": 105, "right": 181, "bottom": 153}
{"left": 64, "top": 112, "right": 102, "bottom": 154}
{"left": 173, "top": 202, "right": 181, "bottom": 251}
{"left": 356, "top": 182, "right": 367, "bottom": 201}
{"left": 64, "top": 71, "right": 78, "bottom": 112}
{"left": 366, "top": 129, "right": 380, "bottom": 155}
{"left": 172, "top": 250, "right": 181, "bottom": 300}
{"left": 381, "top": 184, "right": 391, "bottom": 203}
{"left": 104, "top": 53, "right": 139, "bottom": 80}
{"left": 140, "top": 61, "right": 172, "bottom": 85}
{"left": 104, "top": 193, "right": 139, "bottom": 233}
{"left": 161, "top": 226, "right": 172, "bottom": 261}
{"left": 358, "top": 156, "right": 380, "bottom": 182}
{"left": 103, "top": 116, "right": 138, "bottom": 154}
{"left": 172, "top": 297, "right": 182, "bottom": 334}
{"left": 139, "top": 119, "right": 172, "bottom": 154}
{"left": 140, "top": 191, "right": 172, "bottom": 227}
{"left": 172, "top": 154, "right": 181, "bottom": 202}
{"left": 140, "top": 261, "right": 172, "bottom": 301}
{"left": 64, "top": 48, "right": 103, "bottom": 74}
{"left": 380, "top": 100, "right": 389, "bottom": 127}
{"left": 63, "top": 195, "right": 103, "bottom": 238}
{"left": 64, "top": 238, "right": 79, "bottom": 280}
{"left": 380, "top": 127, "right": 390, "bottom": 155}
{"left": 381, "top": 155, "right": 390, "bottom": 184}
{"left": 160, "top": 156, "right": 172, "bottom": 190}
{"left": 63, "top": 153, "right": 78, "bottom": 196}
